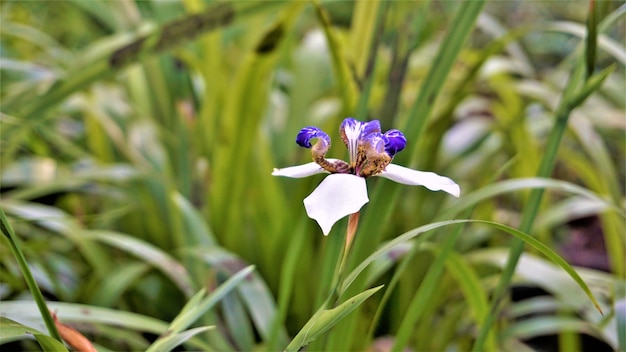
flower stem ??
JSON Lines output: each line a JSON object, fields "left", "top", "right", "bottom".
{"left": 338, "top": 212, "right": 360, "bottom": 286}
{"left": 344, "top": 212, "right": 360, "bottom": 260}
{"left": 326, "top": 212, "right": 360, "bottom": 308}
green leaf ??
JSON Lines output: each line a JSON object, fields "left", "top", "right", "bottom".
{"left": 147, "top": 265, "right": 255, "bottom": 351}
{"left": 568, "top": 65, "right": 615, "bottom": 107}
{"left": 585, "top": 0, "right": 598, "bottom": 79}
{"left": 311, "top": 0, "right": 358, "bottom": 114}
{"left": 502, "top": 316, "right": 597, "bottom": 341}
{"left": 345, "top": 219, "right": 603, "bottom": 314}
{"left": 0, "top": 317, "right": 68, "bottom": 351}
{"left": 401, "top": 0, "right": 486, "bottom": 157}
{"left": 185, "top": 246, "right": 289, "bottom": 348}
{"left": 236, "top": 271, "right": 289, "bottom": 347}
{"left": 422, "top": 244, "right": 495, "bottom": 350}
{"left": 617, "top": 298, "right": 626, "bottom": 352}
{"left": 146, "top": 326, "right": 214, "bottom": 352}
{"left": 285, "top": 285, "right": 384, "bottom": 352}
{"left": 32, "top": 333, "right": 71, "bottom": 352}
{"left": 87, "top": 230, "right": 194, "bottom": 297}
{"left": 0, "top": 208, "right": 62, "bottom": 342}
{"left": 268, "top": 221, "right": 308, "bottom": 350}
{"left": 341, "top": 220, "right": 462, "bottom": 295}
{"left": 2, "top": 201, "right": 113, "bottom": 276}
{"left": 471, "top": 221, "right": 604, "bottom": 314}
{"left": 171, "top": 266, "right": 254, "bottom": 332}
{"left": 89, "top": 262, "right": 151, "bottom": 307}
{"left": 439, "top": 177, "right": 625, "bottom": 221}
{"left": 0, "top": 302, "right": 168, "bottom": 335}
{"left": 171, "top": 192, "right": 217, "bottom": 247}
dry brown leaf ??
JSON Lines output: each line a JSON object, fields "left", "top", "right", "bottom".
{"left": 51, "top": 311, "right": 97, "bottom": 352}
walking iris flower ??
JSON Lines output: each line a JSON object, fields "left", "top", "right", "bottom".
{"left": 272, "top": 118, "right": 460, "bottom": 235}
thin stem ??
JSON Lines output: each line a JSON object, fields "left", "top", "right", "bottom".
{"left": 325, "top": 212, "right": 361, "bottom": 309}
{"left": 0, "top": 208, "right": 62, "bottom": 342}
{"left": 344, "top": 212, "right": 360, "bottom": 261}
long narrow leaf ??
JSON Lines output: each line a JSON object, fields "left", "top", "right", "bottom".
{"left": 147, "top": 326, "right": 214, "bottom": 352}
{"left": 168, "top": 265, "right": 254, "bottom": 333}
{"left": 0, "top": 317, "right": 68, "bottom": 351}
{"left": 285, "top": 285, "right": 384, "bottom": 352}
{"left": 344, "top": 220, "right": 602, "bottom": 313}
{"left": 0, "top": 208, "right": 62, "bottom": 342}
{"left": 147, "top": 266, "right": 255, "bottom": 351}
{"left": 87, "top": 230, "right": 194, "bottom": 297}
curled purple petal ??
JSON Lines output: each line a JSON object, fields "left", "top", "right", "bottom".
{"left": 361, "top": 120, "right": 381, "bottom": 140}
{"left": 296, "top": 127, "right": 330, "bottom": 149}
{"left": 383, "top": 129, "right": 406, "bottom": 157}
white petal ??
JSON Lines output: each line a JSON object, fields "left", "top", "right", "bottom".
{"left": 272, "top": 162, "right": 328, "bottom": 178}
{"left": 272, "top": 159, "right": 341, "bottom": 178}
{"left": 303, "top": 174, "right": 369, "bottom": 235}
{"left": 378, "top": 164, "right": 460, "bottom": 197}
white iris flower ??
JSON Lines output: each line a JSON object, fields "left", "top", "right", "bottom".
{"left": 272, "top": 118, "right": 460, "bottom": 235}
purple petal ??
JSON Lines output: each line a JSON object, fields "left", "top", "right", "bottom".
{"left": 365, "top": 133, "right": 386, "bottom": 153}
{"left": 383, "top": 129, "right": 406, "bottom": 157}
{"left": 340, "top": 118, "right": 363, "bottom": 164}
{"left": 360, "top": 120, "right": 381, "bottom": 140}
{"left": 296, "top": 127, "right": 330, "bottom": 149}
{"left": 340, "top": 118, "right": 362, "bottom": 137}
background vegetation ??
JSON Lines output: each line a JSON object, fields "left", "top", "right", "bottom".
{"left": 1, "top": 0, "right": 624, "bottom": 351}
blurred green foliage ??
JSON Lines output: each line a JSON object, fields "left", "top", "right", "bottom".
{"left": 1, "top": 1, "right": 624, "bottom": 351}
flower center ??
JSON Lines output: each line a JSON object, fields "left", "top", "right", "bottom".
{"left": 296, "top": 118, "right": 407, "bottom": 178}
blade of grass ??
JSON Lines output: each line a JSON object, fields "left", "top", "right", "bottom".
{"left": 147, "top": 265, "right": 255, "bottom": 351}
{"left": 89, "top": 262, "right": 151, "bottom": 307}
{"left": 341, "top": 220, "right": 460, "bottom": 296}
{"left": 285, "top": 285, "right": 384, "bottom": 352}
{"left": 349, "top": 0, "right": 380, "bottom": 79}
{"left": 268, "top": 220, "right": 308, "bottom": 350}
{"left": 211, "top": 4, "right": 303, "bottom": 255}
{"left": 424, "top": 243, "right": 496, "bottom": 351}
{"left": 87, "top": 230, "right": 194, "bottom": 297}
{"left": 343, "top": 218, "right": 604, "bottom": 351}
{"left": 502, "top": 316, "right": 597, "bottom": 342}
{"left": 350, "top": 0, "right": 485, "bottom": 278}
{"left": 312, "top": 0, "right": 358, "bottom": 114}
{"left": 0, "top": 208, "right": 62, "bottom": 342}
{"left": 585, "top": 0, "right": 598, "bottom": 79}
{"left": 0, "top": 300, "right": 213, "bottom": 350}
{"left": 341, "top": 218, "right": 604, "bottom": 351}
{"left": 617, "top": 298, "right": 626, "bottom": 352}
{"left": 438, "top": 177, "right": 624, "bottom": 221}
{"left": 1, "top": 1, "right": 287, "bottom": 166}
{"left": 147, "top": 326, "right": 214, "bottom": 352}
{"left": 400, "top": 0, "right": 486, "bottom": 149}
{"left": 368, "top": 157, "right": 516, "bottom": 348}
{"left": 222, "top": 291, "right": 255, "bottom": 350}
{"left": 0, "top": 317, "right": 68, "bottom": 351}
{"left": 390, "top": 222, "right": 466, "bottom": 352}
{"left": 236, "top": 270, "right": 289, "bottom": 348}
{"left": 353, "top": 0, "right": 387, "bottom": 119}
{"left": 473, "top": 3, "right": 614, "bottom": 347}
